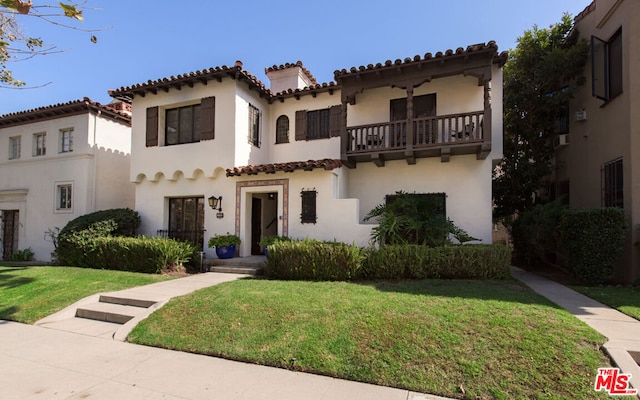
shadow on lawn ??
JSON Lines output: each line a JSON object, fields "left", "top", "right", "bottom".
{"left": 0, "top": 268, "right": 35, "bottom": 289}
{"left": 356, "top": 278, "right": 564, "bottom": 308}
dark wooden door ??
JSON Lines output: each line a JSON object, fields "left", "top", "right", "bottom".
{"left": 251, "top": 198, "right": 262, "bottom": 255}
{"left": 2, "top": 210, "right": 19, "bottom": 261}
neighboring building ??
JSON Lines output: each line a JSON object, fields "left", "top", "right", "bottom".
{"left": 0, "top": 98, "right": 133, "bottom": 261}
{"left": 109, "top": 43, "right": 506, "bottom": 258}
{"left": 552, "top": 0, "right": 639, "bottom": 283}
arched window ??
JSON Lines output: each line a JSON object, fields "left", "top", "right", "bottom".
{"left": 276, "top": 115, "right": 289, "bottom": 144}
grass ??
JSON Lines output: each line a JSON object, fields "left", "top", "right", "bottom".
{"left": 0, "top": 265, "right": 174, "bottom": 323}
{"left": 129, "top": 278, "right": 616, "bottom": 399}
{"left": 571, "top": 285, "right": 640, "bottom": 321}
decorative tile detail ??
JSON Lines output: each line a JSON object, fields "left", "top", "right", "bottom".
{"left": 235, "top": 179, "right": 289, "bottom": 239}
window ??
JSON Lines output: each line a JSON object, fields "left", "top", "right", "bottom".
{"left": 592, "top": 29, "right": 622, "bottom": 102}
{"left": 248, "top": 104, "right": 261, "bottom": 147}
{"left": 33, "top": 133, "right": 46, "bottom": 156}
{"left": 294, "top": 105, "right": 341, "bottom": 141}
{"left": 60, "top": 128, "right": 73, "bottom": 153}
{"left": 168, "top": 197, "right": 205, "bottom": 248}
{"left": 56, "top": 183, "right": 73, "bottom": 211}
{"left": 8, "top": 136, "right": 20, "bottom": 160}
{"left": 166, "top": 104, "right": 201, "bottom": 146}
{"left": 390, "top": 94, "right": 437, "bottom": 121}
{"left": 300, "top": 189, "right": 317, "bottom": 224}
{"left": 276, "top": 115, "right": 289, "bottom": 144}
{"left": 603, "top": 158, "right": 623, "bottom": 208}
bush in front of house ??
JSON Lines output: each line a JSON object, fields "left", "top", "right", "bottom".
{"left": 361, "top": 244, "right": 512, "bottom": 280}
{"left": 266, "top": 239, "right": 363, "bottom": 281}
{"left": 59, "top": 208, "right": 140, "bottom": 238}
{"left": 559, "top": 208, "right": 626, "bottom": 284}
{"left": 58, "top": 233, "right": 195, "bottom": 273}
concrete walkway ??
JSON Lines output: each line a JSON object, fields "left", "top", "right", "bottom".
{"left": 512, "top": 267, "right": 640, "bottom": 392}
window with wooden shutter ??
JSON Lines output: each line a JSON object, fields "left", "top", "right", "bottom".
{"left": 294, "top": 106, "right": 342, "bottom": 141}
{"left": 301, "top": 189, "right": 317, "bottom": 224}
{"left": 200, "top": 96, "right": 215, "bottom": 140}
{"left": 146, "top": 106, "right": 159, "bottom": 147}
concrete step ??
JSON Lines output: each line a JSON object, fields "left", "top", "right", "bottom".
{"left": 75, "top": 302, "right": 149, "bottom": 324}
{"left": 99, "top": 295, "right": 157, "bottom": 308}
{"left": 208, "top": 265, "right": 262, "bottom": 275}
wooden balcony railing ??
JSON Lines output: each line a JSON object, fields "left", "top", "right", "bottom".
{"left": 346, "top": 111, "right": 485, "bottom": 154}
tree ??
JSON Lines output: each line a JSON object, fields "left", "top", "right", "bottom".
{"left": 493, "top": 14, "right": 588, "bottom": 224}
{"left": 0, "top": 0, "right": 99, "bottom": 87}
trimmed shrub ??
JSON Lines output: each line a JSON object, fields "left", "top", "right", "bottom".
{"left": 58, "top": 235, "right": 195, "bottom": 273}
{"left": 59, "top": 208, "right": 140, "bottom": 238}
{"left": 362, "top": 244, "right": 512, "bottom": 280}
{"left": 559, "top": 208, "right": 626, "bottom": 284}
{"left": 266, "top": 239, "right": 363, "bottom": 281}
{"left": 10, "top": 247, "right": 34, "bottom": 262}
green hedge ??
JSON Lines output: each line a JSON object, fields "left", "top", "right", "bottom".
{"left": 266, "top": 239, "right": 363, "bottom": 281}
{"left": 59, "top": 208, "right": 140, "bottom": 238}
{"left": 59, "top": 234, "right": 195, "bottom": 273}
{"left": 559, "top": 208, "right": 626, "bottom": 284}
{"left": 362, "top": 244, "right": 512, "bottom": 280}
{"left": 266, "top": 239, "right": 511, "bottom": 281}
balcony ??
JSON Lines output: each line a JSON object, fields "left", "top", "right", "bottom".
{"left": 343, "top": 111, "right": 490, "bottom": 166}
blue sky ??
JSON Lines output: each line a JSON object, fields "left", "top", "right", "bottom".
{"left": 1, "top": 0, "right": 590, "bottom": 115}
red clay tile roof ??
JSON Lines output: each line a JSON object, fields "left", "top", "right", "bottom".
{"left": 575, "top": 1, "right": 595, "bottom": 23}
{"left": 110, "top": 42, "right": 506, "bottom": 103}
{"left": 265, "top": 61, "right": 318, "bottom": 86}
{"left": 0, "top": 97, "right": 131, "bottom": 128}
{"left": 226, "top": 159, "right": 342, "bottom": 177}
{"left": 334, "top": 41, "right": 507, "bottom": 78}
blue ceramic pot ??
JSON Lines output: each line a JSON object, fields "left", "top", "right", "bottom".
{"left": 215, "top": 245, "right": 236, "bottom": 259}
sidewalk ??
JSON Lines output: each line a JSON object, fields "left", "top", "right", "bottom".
{"left": 512, "top": 267, "right": 640, "bottom": 393}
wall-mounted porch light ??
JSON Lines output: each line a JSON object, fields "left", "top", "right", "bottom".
{"left": 208, "top": 195, "right": 222, "bottom": 212}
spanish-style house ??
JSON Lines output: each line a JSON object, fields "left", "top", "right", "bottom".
{"left": 552, "top": 0, "right": 640, "bottom": 283}
{"left": 0, "top": 98, "right": 133, "bottom": 261}
{"left": 109, "top": 42, "right": 506, "bottom": 258}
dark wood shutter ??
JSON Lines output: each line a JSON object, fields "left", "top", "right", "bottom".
{"left": 146, "top": 106, "right": 159, "bottom": 147}
{"left": 301, "top": 190, "right": 317, "bottom": 224}
{"left": 295, "top": 110, "right": 307, "bottom": 141}
{"left": 330, "top": 105, "right": 342, "bottom": 137}
{"left": 200, "top": 96, "right": 215, "bottom": 140}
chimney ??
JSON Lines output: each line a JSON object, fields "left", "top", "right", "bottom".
{"left": 265, "top": 61, "right": 317, "bottom": 94}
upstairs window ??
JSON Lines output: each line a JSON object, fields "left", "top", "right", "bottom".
{"left": 248, "top": 104, "right": 261, "bottom": 147}
{"left": 603, "top": 158, "right": 623, "bottom": 208}
{"left": 146, "top": 96, "right": 215, "bottom": 147}
{"left": 276, "top": 115, "right": 289, "bottom": 144}
{"left": 33, "top": 133, "right": 46, "bottom": 156}
{"left": 295, "top": 105, "right": 342, "bottom": 141}
{"left": 8, "top": 136, "right": 20, "bottom": 160}
{"left": 60, "top": 128, "right": 73, "bottom": 153}
{"left": 166, "top": 104, "right": 201, "bottom": 145}
{"left": 592, "top": 28, "right": 622, "bottom": 102}
{"left": 390, "top": 94, "right": 436, "bottom": 121}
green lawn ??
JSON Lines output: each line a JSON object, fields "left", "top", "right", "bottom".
{"left": 129, "top": 278, "right": 615, "bottom": 399}
{"left": 572, "top": 285, "right": 640, "bottom": 321}
{"left": 0, "top": 266, "right": 174, "bottom": 323}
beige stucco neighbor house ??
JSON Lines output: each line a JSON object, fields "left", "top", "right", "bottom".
{"left": 0, "top": 98, "right": 133, "bottom": 261}
{"left": 552, "top": 0, "right": 640, "bottom": 283}
{"left": 109, "top": 43, "right": 506, "bottom": 258}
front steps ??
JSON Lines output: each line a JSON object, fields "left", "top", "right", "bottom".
{"left": 75, "top": 295, "right": 157, "bottom": 324}
{"left": 204, "top": 256, "right": 266, "bottom": 276}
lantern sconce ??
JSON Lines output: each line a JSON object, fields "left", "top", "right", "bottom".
{"left": 208, "top": 195, "right": 222, "bottom": 212}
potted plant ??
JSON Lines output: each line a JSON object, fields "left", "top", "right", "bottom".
{"left": 258, "top": 235, "right": 290, "bottom": 258}
{"left": 208, "top": 233, "right": 241, "bottom": 259}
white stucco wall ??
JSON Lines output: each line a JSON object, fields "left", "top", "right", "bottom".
{"left": 0, "top": 112, "right": 132, "bottom": 261}
{"left": 129, "top": 80, "right": 237, "bottom": 183}
{"left": 346, "top": 155, "right": 494, "bottom": 244}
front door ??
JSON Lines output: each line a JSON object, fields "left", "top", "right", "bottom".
{"left": 1, "top": 210, "right": 19, "bottom": 261}
{"left": 251, "top": 197, "right": 262, "bottom": 255}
